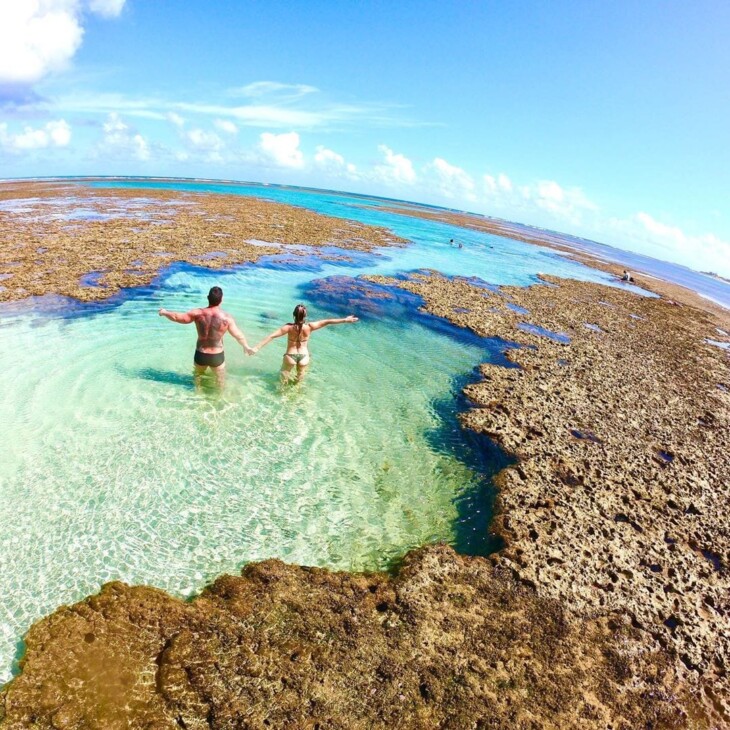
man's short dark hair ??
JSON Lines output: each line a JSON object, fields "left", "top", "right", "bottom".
{"left": 208, "top": 286, "right": 223, "bottom": 306}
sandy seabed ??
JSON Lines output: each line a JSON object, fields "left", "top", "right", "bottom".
{"left": 1, "top": 182, "right": 729, "bottom": 728}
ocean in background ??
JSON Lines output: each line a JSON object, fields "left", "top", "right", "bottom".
{"left": 0, "top": 177, "right": 725, "bottom": 683}
{"left": 88, "top": 178, "right": 730, "bottom": 308}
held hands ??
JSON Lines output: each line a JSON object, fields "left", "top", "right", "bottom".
{"left": 244, "top": 345, "right": 257, "bottom": 356}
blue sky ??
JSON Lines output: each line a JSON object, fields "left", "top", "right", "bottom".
{"left": 1, "top": 1, "right": 729, "bottom": 276}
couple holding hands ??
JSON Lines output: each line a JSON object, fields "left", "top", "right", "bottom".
{"left": 159, "top": 286, "right": 358, "bottom": 385}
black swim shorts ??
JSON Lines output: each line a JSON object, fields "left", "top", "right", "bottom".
{"left": 194, "top": 350, "right": 225, "bottom": 367}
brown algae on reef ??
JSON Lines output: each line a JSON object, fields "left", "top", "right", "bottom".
{"left": 1, "top": 183, "right": 729, "bottom": 727}
{"left": 0, "top": 181, "right": 406, "bottom": 303}
{"left": 365, "top": 269, "right": 730, "bottom": 725}
{"left": 0, "top": 547, "right": 700, "bottom": 729}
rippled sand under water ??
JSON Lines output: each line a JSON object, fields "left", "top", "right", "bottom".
{"left": 0, "top": 180, "right": 626, "bottom": 682}
{"left": 0, "top": 266, "right": 507, "bottom": 682}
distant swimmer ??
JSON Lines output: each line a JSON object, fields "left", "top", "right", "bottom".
{"left": 449, "top": 239, "right": 455, "bottom": 246}
{"left": 158, "top": 286, "right": 254, "bottom": 385}
{"left": 253, "top": 303, "right": 358, "bottom": 383}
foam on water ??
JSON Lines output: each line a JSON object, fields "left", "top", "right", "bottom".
{"left": 0, "top": 179, "right": 625, "bottom": 682}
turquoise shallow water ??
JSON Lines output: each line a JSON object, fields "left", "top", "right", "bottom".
{"left": 0, "top": 179, "right": 621, "bottom": 682}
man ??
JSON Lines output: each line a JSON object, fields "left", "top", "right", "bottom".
{"left": 159, "top": 286, "right": 254, "bottom": 384}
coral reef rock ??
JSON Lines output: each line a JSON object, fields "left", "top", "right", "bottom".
{"left": 0, "top": 546, "right": 695, "bottom": 729}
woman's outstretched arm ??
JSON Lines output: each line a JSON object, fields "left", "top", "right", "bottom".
{"left": 308, "top": 315, "right": 358, "bottom": 331}
{"left": 252, "top": 325, "right": 290, "bottom": 353}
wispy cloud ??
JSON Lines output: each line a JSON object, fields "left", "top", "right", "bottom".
{"left": 228, "top": 82, "right": 319, "bottom": 101}
{"left": 53, "top": 90, "right": 426, "bottom": 131}
{"left": 87, "top": 0, "right": 126, "bottom": 19}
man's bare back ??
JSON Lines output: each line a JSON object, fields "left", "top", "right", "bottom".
{"left": 158, "top": 287, "right": 253, "bottom": 382}
{"left": 192, "top": 307, "right": 230, "bottom": 353}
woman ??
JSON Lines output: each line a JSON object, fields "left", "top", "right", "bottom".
{"left": 253, "top": 304, "right": 358, "bottom": 383}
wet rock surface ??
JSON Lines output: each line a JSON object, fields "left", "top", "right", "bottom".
{"left": 0, "top": 546, "right": 696, "bottom": 729}
{"left": 2, "top": 185, "right": 729, "bottom": 726}
{"left": 0, "top": 182, "right": 405, "bottom": 303}
{"left": 365, "top": 271, "right": 729, "bottom": 724}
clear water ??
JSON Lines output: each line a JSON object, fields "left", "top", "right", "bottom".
{"left": 0, "top": 179, "right": 622, "bottom": 683}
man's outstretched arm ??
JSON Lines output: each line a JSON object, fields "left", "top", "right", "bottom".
{"left": 159, "top": 308, "right": 198, "bottom": 324}
{"left": 252, "top": 325, "right": 289, "bottom": 353}
{"left": 228, "top": 317, "right": 255, "bottom": 355}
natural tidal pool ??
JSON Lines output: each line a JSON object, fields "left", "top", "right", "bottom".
{"left": 0, "top": 179, "right": 627, "bottom": 683}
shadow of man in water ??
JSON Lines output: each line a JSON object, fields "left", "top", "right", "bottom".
{"left": 118, "top": 366, "right": 195, "bottom": 390}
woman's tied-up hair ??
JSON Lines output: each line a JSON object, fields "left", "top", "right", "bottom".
{"left": 293, "top": 303, "right": 307, "bottom": 324}
{"left": 292, "top": 304, "right": 307, "bottom": 347}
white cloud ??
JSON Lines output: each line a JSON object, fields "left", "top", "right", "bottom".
{"left": 497, "top": 173, "right": 512, "bottom": 193}
{"left": 600, "top": 212, "right": 730, "bottom": 276}
{"left": 527, "top": 180, "right": 597, "bottom": 222}
{"left": 257, "top": 131, "right": 304, "bottom": 169}
{"left": 484, "top": 172, "right": 515, "bottom": 198}
{"left": 314, "top": 145, "right": 344, "bottom": 167}
{"left": 0, "top": 119, "right": 71, "bottom": 151}
{"left": 314, "top": 145, "right": 358, "bottom": 178}
{"left": 427, "top": 157, "right": 476, "bottom": 201}
{"left": 374, "top": 145, "right": 416, "bottom": 186}
{"left": 167, "top": 112, "right": 185, "bottom": 128}
{"left": 87, "top": 0, "right": 125, "bottom": 18}
{"left": 0, "top": 1, "right": 126, "bottom": 87}
{"left": 182, "top": 128, "right": 224, "bottom": 161}
{"left": 47, "top": 118, "right": 71, "bottom": 146}
{"left": 214, "top": 119, "right": 238, "bottom": 135}
{"left": 634, "top": 212, "right": 686, "bottom": 247}
{"left": 482, "top": 171, "right": 597, "bottom": 226}
{"left": 99, "top": 112, "right": 149, "bottom": 160}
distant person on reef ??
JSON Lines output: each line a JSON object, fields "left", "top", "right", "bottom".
{"left": 621, "top": 270, "right": 634, "bottom": 283}
{"left": 252, "top": 304, "right": 358, "bottom": 384}
{"left": 159, "top": 286, "right": 254, "bottom": 385}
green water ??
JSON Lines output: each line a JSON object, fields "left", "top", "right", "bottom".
{"left": 0, "top": 262, "right": 500, "bottom": 681}
{"left": 0, "top": 177, "right": 632, "bottom": 683}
